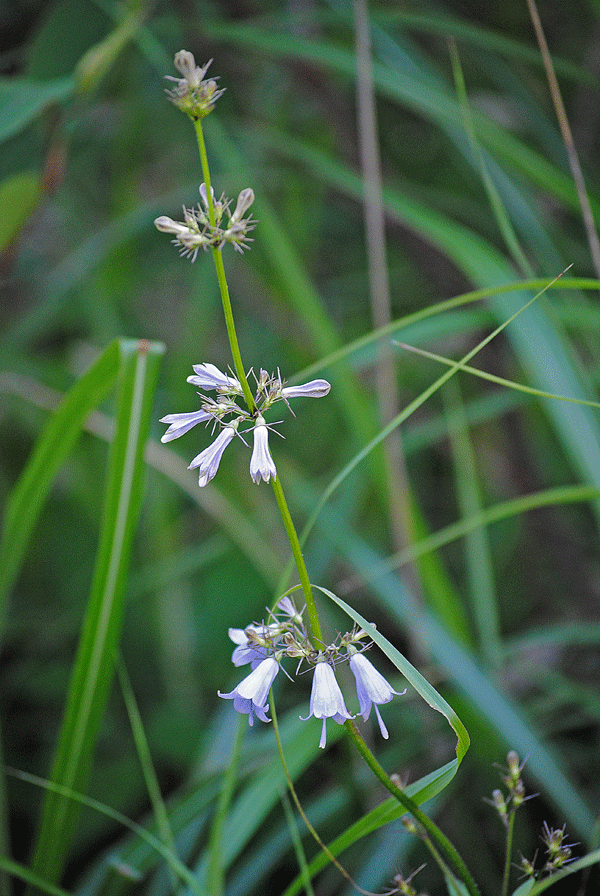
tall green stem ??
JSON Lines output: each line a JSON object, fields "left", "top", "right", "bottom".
{"left": 344, "top": 720, "right": 481, "bottom": 896}
{"left": 191, "top": 115, "right": 321, "bottom": 641}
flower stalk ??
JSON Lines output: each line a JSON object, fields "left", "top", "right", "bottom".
{"left": 190, "top": 114, "right": 321, "bottom": 637}
{"left": 270, "top": 476, "right": 322, "bottom": 643}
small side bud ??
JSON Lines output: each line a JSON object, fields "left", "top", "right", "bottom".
{"left": 492, "top": 789, "right": 509, "bottom": 827}
{"left": 230, "top": 188, "right": 255, "bottom": 224}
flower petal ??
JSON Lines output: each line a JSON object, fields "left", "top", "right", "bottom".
{"left": 250, "top": 415, "right": 277, "bottom": 483}
{"left": 159, "top": 409, "right": 211, "bottom": 442}
{"left": 188, "top": 424, "right": 236, "bottom": 486}
{"left": 187, "top": 363, "right": 240, "bottom": 392}
{"left": 282, "top": 379, "right": 331, "bottom": 400}
{"left": 302, "top": 662, "right": 353, "bottom": 722}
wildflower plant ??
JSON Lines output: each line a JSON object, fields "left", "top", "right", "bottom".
{"left": 153, "top": 48, "right": 483, "bottom": 896}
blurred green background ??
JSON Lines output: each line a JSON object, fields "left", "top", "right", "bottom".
{"left": 2, "top": 1, "right": 600, "bottom": 893}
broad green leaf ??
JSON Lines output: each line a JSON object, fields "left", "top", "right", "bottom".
{"left": 28, "top": 339, "right": 164, "bottom": 887}
{"left": 0, "top": 76, "right": 73, "bottom": 143}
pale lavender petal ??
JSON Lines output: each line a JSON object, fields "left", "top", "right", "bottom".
{"left": 217, "top": 691, "right": 270, "bottom": 726}
{"left": 160, "top": 409, "right": 211, "bottom": 442}
{"left": 188, "top": 425, "right": 236, "bottom": 486}
{"left": 230, "top": 188, "right": 255, "bottom": 223}
{"left": 282, "top": 379, "right": 331, "bottom": 400}
{"left": 235, "top": 657, "right": 279, "bottom": 707}
{"left": 231, "top": 643, "right": 269, "bottom": 667}
{"left": 250, "top": 416, "right": 277, "bottom": 483}
{"left": 187, "top": 362, "right": 240, "bottom": 392}
{"left": 300, "top": 662, "right": 353, "bottom": 723}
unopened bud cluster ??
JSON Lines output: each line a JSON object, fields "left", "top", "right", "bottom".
{"left": 164, "top": 51, "right": 225, "bottom": 118}
{"left": 219, "top": 597, "right": 405, "bottom": 748}
{"left": 155, "top": 183, "right": 256, "bottom": 260}
{"left": 489, "top": 750, "right": 528, "bottom": 829}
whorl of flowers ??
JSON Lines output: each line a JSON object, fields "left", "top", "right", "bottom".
{"left": 160, "top": 364, "right": 331, "bottom": 487}
{"left": 219, "top": 597, "right": 405, "bottom": 747}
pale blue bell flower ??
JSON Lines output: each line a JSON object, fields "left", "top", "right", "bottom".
{"left": 250, "top": 415, "right": 277, "bottom": 483}
{"left": 188, "top": 423, "right": 237, "bottom": 486}
{"left": 281, "top": 379, "right": 331, "bottom": 400}
{"left": 159, "top": 408, "right": 212, "bottom": 443}
{"left": 300, "top": 660, "right": 354, "bottom": 748}
{"left": 348, "top": 650, "right": 405, "bottom": 739}
{"left": 218, "top": 657, "right": 279, "bottom": 726}
{"left": 187, "top": 362, "right": 241, "bottom": 393}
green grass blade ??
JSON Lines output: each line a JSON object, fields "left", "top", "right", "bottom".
{"left": 291, "top": 278, "right": 600, "bottom": 385}
{"left": 297, "top": 286, "right": 552, "bottom": 556}
{"left": 513, "top": 847, "right": 600, "bottom": 894}
{"left": 6, "top": 768, "right": 205, "bottom": 895}
{"left": 0, "top": 858, "right": 71, "bottom": 896}
{"left": 280, "top": 790, "right": 315, "bottom": 896}
{"left": 377, "top": 483, "right": 600, "bottom": 578}
{"left": 28, "top": 339, "right": 164, "bottom": 887}
{"left": 254, "top": 126, "right": 600, "bottom": 508}
{"left": 206, "top": 720, "right": 245, "bottom": 896}
{"left": 0, "top": 75, "right": 73, "bottom": 143}
{"left": 0, "top": 341, "right": 121, "bottom": 623}
{"left": 397, "top": 341, "right": 600, "bottom": 410}
{"left": 0, "top": 172, "right": 43, "bottom": 251}
{"left": 443, "top": 380, "right": 501, "bottom": 665}
{"left": 281, "top": 761, "right": 458, "bottom": 896}
{"left": 117, "top": 659, "right": 177, "bottom": 884}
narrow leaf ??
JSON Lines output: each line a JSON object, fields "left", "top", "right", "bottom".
{"left": 28, "top": 339, "right": 164, "bottom": 886}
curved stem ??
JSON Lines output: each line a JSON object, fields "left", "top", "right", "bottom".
{"left": 344, "top": 720, "right": 480, "bottom": 896}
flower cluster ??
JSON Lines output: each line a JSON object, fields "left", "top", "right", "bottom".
{"left": 164, "top": 51, "right": 225, "bottom": 118}
{"left": 160, "top": 363, "right": 331, "bottom": 487}
{"left": 219, "top": 598, "right": 405, "bottom": 747}
{"left": 155, "top": 183, "right": 257, "bottom": 260}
